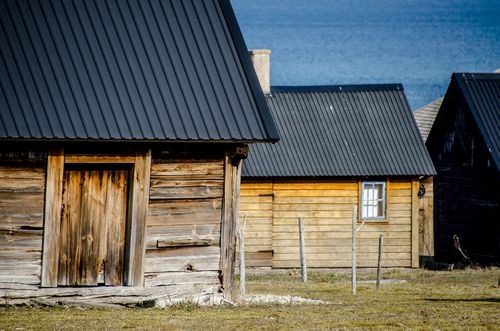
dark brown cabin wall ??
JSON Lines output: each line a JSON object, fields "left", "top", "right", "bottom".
{"left": 430, "top": 95, "right": 500, "bottom": 264}
{"left": 144, "top": 154, "right": 225, "bottom": 287}
{"left": 435, "top": 170, "right": 500, "bottom": 263}
{"left": 0, "top": 152, "right": 46, "bottom": 285}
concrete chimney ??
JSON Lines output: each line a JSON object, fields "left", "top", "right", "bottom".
{"left": 249, "top": 49, "right": 271, "bottom": 95}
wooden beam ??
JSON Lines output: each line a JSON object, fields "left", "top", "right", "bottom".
{"left": 157, "top": 236, "right": 213, "bottom": 248}
{"left": 64, "top": 155, "right": 135, "bottom": 164}
{"left": 41, "top": 147, "right": 65, "bottom": 287}
{"left": 220, "top": 154, "right": 242, "bottom": 301}
{"left": 411, "top": 177, "right": 420, "bottom": 268}
{"left": 124, "top": 148, "right": 152, "bottom": 286}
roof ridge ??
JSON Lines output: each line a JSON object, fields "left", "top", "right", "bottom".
{"left": 270, "top": 84, "right": 404, "bottom": 94}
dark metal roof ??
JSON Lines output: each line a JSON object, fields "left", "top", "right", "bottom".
{"left": 0, "top": 0, "right": 279, "bottom": 142}
{"left": 243, "top": 85, "right": 436, "bottom": 177}
{"left": 453, "top": 73, "right": 500, "bottom": 169}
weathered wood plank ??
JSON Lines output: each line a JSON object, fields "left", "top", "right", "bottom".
{"left": 147, "top": 199, "right": 222, "bottom": 226}
{"left": 125, "top": 148, "right": 152, "bottom": 286}
{"left": 151, "top": 160, "right": 224, "bottom": 177}
{"left": 149, "top": 182, "right": 223, "bottom": 200}
{"left": 64, "top": 155, "right": 136, "bottom": 164}
{"left": 145, "top": 246, "right": 220, "bottom": 273}
{"left": 105, "top": 171, "right": 128, "bottom": 286}
{"left": 156, "top": 236, "right": 213, "bottom": 248}
{"left": 220, "top": 154, "right": 241, "bottom": 301}
{"left": 41, "top": 148, "right": 64, "bottom": 287}
{"left": 144, "top": 271, "right": 220, "bottom": 287}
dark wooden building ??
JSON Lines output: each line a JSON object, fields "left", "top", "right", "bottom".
{"left": 0, "top": 0, "right": 278, "bottom": 306}
{"left": 426, "top": 73, "right": 500, "bottom": 264}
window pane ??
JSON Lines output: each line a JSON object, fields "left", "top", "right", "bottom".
{"left": 375, "top": 184, "right": 383, "bottom": 199}
{"left": 376, "top": 200, "right": 384, "bottom": 217}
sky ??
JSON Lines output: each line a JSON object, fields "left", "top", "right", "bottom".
{"left": 232, "top": 0, "right": 500, "bottom": 110}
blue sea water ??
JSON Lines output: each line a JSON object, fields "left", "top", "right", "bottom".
{"left": 232, "top": 0, "right": 500, "bottom": 110}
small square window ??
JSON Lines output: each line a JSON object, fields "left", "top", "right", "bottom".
{"left": 361, "top": 181, "right": 386, "bottom": 220}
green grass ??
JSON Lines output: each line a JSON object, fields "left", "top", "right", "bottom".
{"left": 1, "top": 268, "right": 499, "bottom": 330}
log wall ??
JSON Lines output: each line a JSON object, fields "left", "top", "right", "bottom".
{"left": 0, "top": 153, "right": 46, "bottom": 285}
{"left": 240, "top": 178, "right": 419, "bottom": 268}
{"left": 144, "top": 158, "right": 224, "bottom": 290}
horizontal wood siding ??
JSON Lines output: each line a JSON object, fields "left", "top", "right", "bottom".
{"left": 0, "top": 160, "right": 46, "bottom": 285}
{"left": 145, "top": 159, "right": 224, "bottom": 285}
{"left": 238, "top": 183, "right": 273, "bottom": 267}
{"left": 240, "top": 179, "right": 414, "bottom": 268}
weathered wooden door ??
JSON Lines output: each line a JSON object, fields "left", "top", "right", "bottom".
{"left": 58, "top": 169, "right": 128, "bottom": 286}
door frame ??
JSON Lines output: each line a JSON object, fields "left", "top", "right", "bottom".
{"left": 41, "top": 147, "right": 151, "bottom": 287}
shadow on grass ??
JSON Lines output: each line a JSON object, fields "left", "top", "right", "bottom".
{"left": 424, "top": 298, "right": 500, "bottom": 303}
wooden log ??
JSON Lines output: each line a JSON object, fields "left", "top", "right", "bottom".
{"left": 157, "top": 236, "right": 213, "bottom": 248}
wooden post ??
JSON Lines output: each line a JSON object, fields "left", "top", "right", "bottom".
{"left": 299, "top": 217, "right": 307, "bottom": 282}
{"left": 41, "top": 148, "right": 65, "bottom": 287}
{"left": 351, "top": 206, "right": 357, "bottom": 295}
{"left": 238, "top": 214, "right": 247, "bottom": 298}
{"left": 221, "top": 153, "right": 243, "bottom": 301}
{"left": 124, "top": 148, "right": 152, "bottom": 286}
{"left": 376, "top": 234, "right": 384, "bottom": 290}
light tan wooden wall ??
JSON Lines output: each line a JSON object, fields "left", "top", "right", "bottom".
{"left": 240, "top": 178, "right": 418, "bottom": 269}
{"left": 144, "top": 158, "right": 224, "bottom": 288}
{"left": 0, "top": 159, "right": 46, "bottom": 285}
{"left": 238, "top": 182, "right": 273, "bottom": 267}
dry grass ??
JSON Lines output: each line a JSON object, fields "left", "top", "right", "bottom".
{"left": 1, "top": 268, "right": 499, "bottom": 330}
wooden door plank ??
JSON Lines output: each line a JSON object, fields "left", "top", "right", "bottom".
{"left": 41, "top": 148, "right": 65, "bottom": 287}
{"left": 105, "top": 170, "right": 127, "bottom": 286}
{"left": 57, "top": 171, "right": 71, "bottom": 286}
{"left": 68, "top": 171, "right": 84, "bottom": 286}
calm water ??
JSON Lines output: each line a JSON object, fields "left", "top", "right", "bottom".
{"left": 232, "top": 0, "right": 500, "bottom": 110}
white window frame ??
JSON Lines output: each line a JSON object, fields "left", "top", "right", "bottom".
{"left": 360, "top": 181, "right": 386, "bottom": 221}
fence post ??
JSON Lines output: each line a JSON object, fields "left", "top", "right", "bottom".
{"left": 299, "top": 217, "right": 307, "bottom": 282}
{"left": 239, "top": 214, "right": 247, "bottom": 298}
{"left": 376, "top": 234, "right": 384, "bottom": 290}
{"left": 352, "top": 206, "right": 357, "bottom": 295}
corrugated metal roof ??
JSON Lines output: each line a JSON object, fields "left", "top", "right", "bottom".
{"left": 454, "top": 73, "right": 500, "bottom": 169}
{"left": 0, "top": 0, "right": 278, "bottom": 142}
{"left": 243, "top": 85, "right": 436, "bottom": 177}
{"left": 413, "top": 97, "right": 443, "bottom": 142}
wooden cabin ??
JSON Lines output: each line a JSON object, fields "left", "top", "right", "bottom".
{"left": 426, "top": 73, "right": 500, "bottom": 265}
{"left": 0, "top": 0, "right": 278, "bottom": 306}
{"left": 239, "top": 84, "right": 436, "bottom": 269}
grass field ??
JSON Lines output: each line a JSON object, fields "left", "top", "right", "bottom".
{"left": 1, "top": 268, "right": 499, "bottom": 330}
